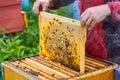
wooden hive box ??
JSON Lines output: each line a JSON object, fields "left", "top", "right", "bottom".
{"left": 21, "top": 11, "right": 28, "bottom": 29}
{"left": 1, "top": 55, "right": 118, "bottom": 80}
{"left": 1, "top": 12, "right": 118, "bottom": 80}
{"left": 39, "top": 12, "right": 86, "bottom": 74}
{"left": 0, "top": 0, "right": 23, "bottom": 33}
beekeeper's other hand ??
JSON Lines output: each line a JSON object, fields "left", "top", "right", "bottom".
{"left": 33, "top": 0, "right": 53, "bottom": 14}
{"left": 81, "top": 4, "right": 111, "bottom": 30}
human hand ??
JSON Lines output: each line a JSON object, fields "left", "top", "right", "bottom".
{"left": 81, "top": 4, "right": 111, "bottom": 30}
{"left": 33, "top": 0, "right": 53, "bottom": 14}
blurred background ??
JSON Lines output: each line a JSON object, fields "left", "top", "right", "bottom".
{"left": 0, "top": 0, "right": 80, "bottom": 79}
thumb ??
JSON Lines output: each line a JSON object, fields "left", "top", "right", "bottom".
{"left": 42, "top": 6, "right": 47, "bottom": 11}
{"left": 42, "top": 4, "right": 47, "bottom": 11}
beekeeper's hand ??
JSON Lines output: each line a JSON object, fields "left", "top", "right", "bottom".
{"left": 33, "top": 0, "right": 54, "bottom": 14}
{"left": 81, "top": 4, "right": 111, "bottom": 30}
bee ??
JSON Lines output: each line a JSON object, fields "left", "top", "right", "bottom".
{"left": 16, "top": 65, "right": 19, "bottom": 67}
{"left": 56, "top": 29, "right": 58, "bottom": 32}
{"left": 72, "top": 20, "right": 75, "bottom": 22}
{"left": 53, "top": 21, "right": 54, "bottom": 24}
{"left": 71, "top": 35, "right": 74, "bottom": 37}
{"left": 56, "top": 19, "right": 59, "bottom": 21}
{"left": 62, "top": 32, "right": 64, "bottom": 34}
{"left": 67, "top": 26, "right": 69, "bottom": 29}
{"left": 72, "top": 29, "right": 74, "bottom": 31}
{"left": 53, "top": 18, "right": 56, "bottom": 20}
{"left": 59, "top": 22, "right": 62, "bottom": 24}
{"left": 41, "top": 36, "right": 42, "bottom": 40}
{"left": 49, "top": 21, "right": 52, "bottom": 26}
{"left": 52, "top": 31, "right": 55, "bottom": 34}
{"left": 48, "top": 26, "right": 50, "bottom": 29}
{"left": 23, "top": 66, "right": 26, "bottom": 69}
{"left": 42, "top": 27, "right": 45, "bottom": 30}
{"left": 75, "top": 43, "right": 77, "bottom": 46}
{"left": 52, "top": 74, "right": 55, "bottom": 77}
{"left": 83, "top": 35, "right": 85, "bottom": 38}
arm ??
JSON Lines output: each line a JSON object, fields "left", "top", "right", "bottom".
{"left": 33, "top": 0, "right": 75, "bottom": 14}
{"left": 51, "top": 0, "right": 75, "bottom": 9}
{"left": 107, "top": 1, "right": 120, "bottom": 22}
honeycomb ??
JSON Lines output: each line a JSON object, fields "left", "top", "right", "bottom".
{"left": 39, "top": 12, "right": 86, "bottom": 73}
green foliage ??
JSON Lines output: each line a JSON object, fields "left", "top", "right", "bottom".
{"left": 0, "top": 1, "right": 73, "bottom": 79}
{"left": 30, "top": 0, "right": 73, "bottom": 18}
{"left": 0, "top": 26, "right": 39, "bottom": 79}
{"left": 0, "top": 28, "right": 39, "bottom": 63}
{"left": 47, "top": 6, "right": 73, "bottom": 18}
{"left": 0, "top": 5, "right": 39, "bottom": 63}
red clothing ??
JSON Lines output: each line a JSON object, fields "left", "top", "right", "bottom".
{"left": 108, "top": 2, "right": 120, "bottom": 22}
{"left": 79, "top": 1, "right": 120, "bottom": 21}
{"left": 78, "top": 1, "right": 120, "bottom": 58}
{"left": 51, "top": 0, "right": 120, "bottom": 58}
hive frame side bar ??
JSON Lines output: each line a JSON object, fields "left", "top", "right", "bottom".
{"left": 79, "top": 25, "right": 86, "bottom": 74}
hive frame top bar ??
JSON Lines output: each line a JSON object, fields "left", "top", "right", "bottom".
{"left": 39, "top": 12, "right": 81, "bottom": 26}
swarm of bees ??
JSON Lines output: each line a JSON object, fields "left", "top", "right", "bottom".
{"left": 40, "top": 18, "right": 81, "bottom": 71}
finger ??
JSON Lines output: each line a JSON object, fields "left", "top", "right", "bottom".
{"left": 85, "top": 16, "right": 93, "bottom": 28}
{"left": 81, "top": 10, "right": 87, "bottom": 18}
{"left": 42, "top": 4, "right": 47, "bottom": 11}
{"left": 42, "top": 7, "right": 47, "bottom": 11}
{"left": 88, "top": 21, "right": 96, "bottom": 30}
{"left": 35, "top": 2, "right": 41, "bottom": 14}
{"left": 33, "top": 2, "right": 37, "bottom": 13}
{"left": 33, "top": 3, "right": 39, "bottom": 14}
{"left": 81, "top": 12, "right": 89, "bottom": 26}
{"left": 32, "top": 5, "right": 36, "bottom": 13}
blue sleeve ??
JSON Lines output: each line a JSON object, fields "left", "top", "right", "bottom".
{"left": 50, "top": 0, "right": 75, "bottom": 9}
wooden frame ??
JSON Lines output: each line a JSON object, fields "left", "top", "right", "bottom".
{"left": 1, "top": 55, "right": 118, "bottom": 80}
{"left": 21, "top": 11, "right": 28, "bottom": 28}
{"left": 39, "top": 12, "right": 86, "bottom": 73}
